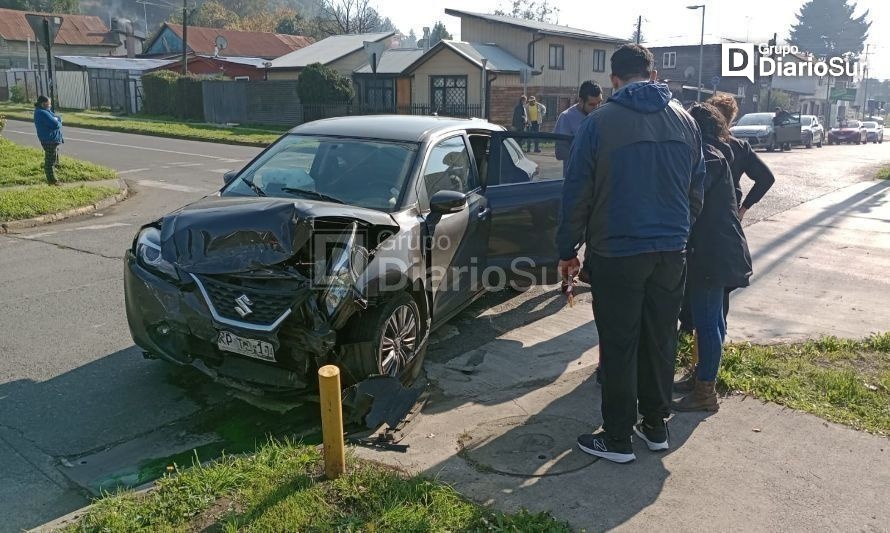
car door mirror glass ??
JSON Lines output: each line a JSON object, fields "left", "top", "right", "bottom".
{"left": 429, "top": 190, "right": 468, "bottom": 214}
{"left": 223, "top": 170, "right": 238, "bottom": 185}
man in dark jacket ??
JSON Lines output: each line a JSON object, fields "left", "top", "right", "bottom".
{"left": 511, "top": 95, "right": 528, "bottom": 132}
{"left": 33, "top": 95, "right": 64, "bottom": 186}
{"left": 557, "top": 44, "right": 705, "bottom": 463}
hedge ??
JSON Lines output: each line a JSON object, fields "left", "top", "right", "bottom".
{"left": 142, "top": 70, "right": 180, "bottom": 116}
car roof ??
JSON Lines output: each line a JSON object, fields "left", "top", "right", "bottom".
{"left": 288, "top": 115, "right": 503, "bottom": 142}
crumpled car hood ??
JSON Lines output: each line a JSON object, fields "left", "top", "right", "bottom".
{"left": 158, "top": 195, "right": 396, "bottom": 274}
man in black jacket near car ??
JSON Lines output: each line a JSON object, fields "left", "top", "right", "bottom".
{"left": 557, "top": 44, "right": 706, "bottom": 464}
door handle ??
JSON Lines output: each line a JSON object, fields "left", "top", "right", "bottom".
{"left": 477, "top": 206, "right": 491, "bottom": 219}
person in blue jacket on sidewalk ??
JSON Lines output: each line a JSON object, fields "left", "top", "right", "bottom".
{"left": 33, "top": 95, "right": 63, "bottom": 186}
{"left": 557, "top": 44, "right": 706, "bottom": 464}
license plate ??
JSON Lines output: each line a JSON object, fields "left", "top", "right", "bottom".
{"left": 217, "top": 331, "right": 275, "bottom": 362}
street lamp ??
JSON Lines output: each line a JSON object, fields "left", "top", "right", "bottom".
{"left": 687, "top": 4, "right": 705, "bottom": 102}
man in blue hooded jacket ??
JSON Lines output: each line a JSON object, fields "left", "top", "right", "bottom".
{"left": 557, "top": 44, "right": 705, "bottom": 463}
{"left": 33, "top": 95, "right": 64, "bottom": 185}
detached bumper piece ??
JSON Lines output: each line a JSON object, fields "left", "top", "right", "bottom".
{"left": 344, "top": 376, "right": 429, "bottom": 452}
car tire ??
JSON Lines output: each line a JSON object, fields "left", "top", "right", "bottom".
{"left": 338, "top": 291, "right": 427, "bottom": 386}
{"left": 805, "top": 134, "right": 812, "bottom": 149}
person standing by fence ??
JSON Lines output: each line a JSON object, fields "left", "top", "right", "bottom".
{"left": 525, "top": 96, "right": 547, "bottom": 152}
{"left": 33, "top": 96, "right": 63, "bottom": 186}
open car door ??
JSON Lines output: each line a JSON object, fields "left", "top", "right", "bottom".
{"left": 483, "top": 130, "right": 573, "bottom": 286}
{"left": 775, "top": 112, "right": 801, "bottom": 145}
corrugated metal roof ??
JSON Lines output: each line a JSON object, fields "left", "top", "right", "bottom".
{"left": 445, "top": 9, "right": 626, "bottom": 43}
{"left": 354, "top": 48, "right": 425, "bottom": 74}
{"left": 157, "top": 23, "right": 312, "bottom": 59}
{"left": 195, "top": 55, "right": 269, "bottom": 67}
{"left": 57, "top": 55, "right": 175, "bottom": 70}
{"left": 644, "top": 35, "right": 747, "bottom": 49}
{"left": 0, "top": 7, "right": 116, "bottom": 46}
{"left": 270, "top": 32, "right": 395, "bottom": 69}
{"left": 446, "top": 42, "right": 529, "bottom": 73}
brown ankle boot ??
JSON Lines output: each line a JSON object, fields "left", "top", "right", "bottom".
{"left": 673, "top": 367, "right": 697, "bottom": 393}
{"left": 672, "top": 380, "right": 719, "bottom": 412}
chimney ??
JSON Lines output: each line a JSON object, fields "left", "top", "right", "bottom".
{"left": 113, "top": 18, "right": 136, "bottom": 58}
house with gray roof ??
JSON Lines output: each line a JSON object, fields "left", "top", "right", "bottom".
{"left": 444, "top": 8, "right": 628, "bottom": 127}
{"left": 267, "top": 31, "right": 395, "bottom": 79}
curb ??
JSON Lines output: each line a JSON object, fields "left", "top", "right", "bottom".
{"left": 0, "top": 178, "right": 130, "bottom": 233}
{"left": 28, "top": 482, "right": 156, "bottom": 533}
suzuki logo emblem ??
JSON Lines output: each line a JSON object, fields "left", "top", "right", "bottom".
{"left": 234, "top": 294, "right": 254, "bottom": 318}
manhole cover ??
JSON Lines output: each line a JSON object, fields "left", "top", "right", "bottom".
{"left": 459, "top": 415, "right": 597, "bottom": 477}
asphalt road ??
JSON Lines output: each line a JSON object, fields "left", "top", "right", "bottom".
{"left": 1, "top": 119, "right": 888, "bottom": 531}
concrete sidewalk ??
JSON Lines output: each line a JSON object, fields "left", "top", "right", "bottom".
{"left": 354, "top": 180, "right": 890, "bottom": 532}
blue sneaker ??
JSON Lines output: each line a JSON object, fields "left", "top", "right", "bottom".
{"left": 634, "top": 420, "right": 669, "bottom": 451}
{"left": 577, "top": 430, "right": 636, "bottom": 463}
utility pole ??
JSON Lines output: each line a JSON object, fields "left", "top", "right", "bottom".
{"left": 636, "top": 16, "right": 642, "bottom": 44}
{"left": 181, "top": 0, "right": 188, "bottom": 75}
{"left": 687, "top": 5, "right": 705, "bottom": 102}
{"left": 861, "top": 44, "right": 870, "bottom": 119}
{"left": 765, "top": 33, "right": 777, "bottom": 110}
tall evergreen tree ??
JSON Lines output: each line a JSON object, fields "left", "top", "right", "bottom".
{"left": 789, "top": 0, "right": 870, "bottom": 58}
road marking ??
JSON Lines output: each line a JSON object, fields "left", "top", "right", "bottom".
{"left": 70, "top": 130, "right": 112, "bottom": 137}
{"left": 210, "top": 168, "right": 234, "bottom": 173}
{"left": 173, "top": 163, "right": 203, "bottom": 167}
{"left": 117, "top": 168, "right": 151, "bottom": 175}
{"left": 7, "top": 129, "right": 244, "bottom": 161}
{"left": 136, "top": 179, "right": 205, "bottom": 193}
{"left": 21, "top": 222, "right": 131, "bottom": 239}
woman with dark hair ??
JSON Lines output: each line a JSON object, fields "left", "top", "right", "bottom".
{"left": 33, "top": 95, "right": 63, "bottom": 186}
{"left": 706, "top": 94, "right": 776, "bottom": 219}
{"left": 673, "top": 103, "right": 752, "bottom": 412}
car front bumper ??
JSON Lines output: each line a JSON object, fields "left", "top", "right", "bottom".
{"left": 734, "top": 134, "right": 771, "bottom": 147}
{"left": 124, "top": 252, "right": 337, "bottom": 393}
{"left": 829, "top": 133, "right": 860, "bottom": 142}
{"left": 867, "top": 132, "right": 881, "bottom": 141}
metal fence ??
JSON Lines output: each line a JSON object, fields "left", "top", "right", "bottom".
{"left": 203, "top": 80, "right": 301, "bottom": 126}
{"left": 1, "top": 69, "right": 101, "bottom": 111}
{"left": 88, "top": 70, "right": 140, "bottom": 113}
{"left": 299, "top": 103, "right": 484, "bottom": 122}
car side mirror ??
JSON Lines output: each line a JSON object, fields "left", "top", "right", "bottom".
{"left": 223, "top": 170, "right": 238, "bottom": 186}
{"left": 429, "top": 190, "right": 468, "bottom": 214}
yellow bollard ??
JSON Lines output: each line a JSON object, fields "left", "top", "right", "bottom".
{"left": 318, "top": 365, "right": 346, "bottom": 479}
{"left": 692, "top": 331, "right": 700, "bottom": 368}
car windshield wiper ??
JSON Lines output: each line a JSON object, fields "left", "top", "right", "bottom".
{"left": 240, "top": 176, "right": 266, "bottom": 197}
{"left": 280, "top": 187, "right": 345, "bottom": 204}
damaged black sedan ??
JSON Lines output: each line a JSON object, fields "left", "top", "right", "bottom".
{"left": 125, "top": 115, "right": 568, "bottom": 394}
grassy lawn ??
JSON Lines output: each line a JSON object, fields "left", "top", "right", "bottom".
{"left": 0, "top": 185, "right": 118, "bottom": 222}
{"left": 0, "top": 137, "right": 119, "bottom": 222}
{"left": 0, "top": 138, "right": 115, "bottom": 187}
{"left": 876, "top": 166, "right": 890, "bottom": 180}
{"left": 0, "top": 103, "right": 282, "bottom": 147}
{"left": 68, "top": 440, "right": 569, "bottom": 532}
{"left": 679, "top": 333, "right": 890, "bottom": 435}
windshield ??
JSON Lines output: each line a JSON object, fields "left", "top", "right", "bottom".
{"left": 863, "top": 122, "right": 877, "bottom": 128}
{"left": 223, "top": 134, "right": 419, "bottom": 211}
{"left": 801, "top": 116, "right": 813, "bottom": 126}
{"left": 735, "top": 114, "right": 774, "bottom": 126}
{"left": 839, "top": 121, "right": 861, "bottom": 128}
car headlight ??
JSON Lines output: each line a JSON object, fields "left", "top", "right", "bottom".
{"left": 319, "top": 222, "right": 368, "bottom": 318}
{"left": 135, "top": 227, "right": 178, "bottom": 278}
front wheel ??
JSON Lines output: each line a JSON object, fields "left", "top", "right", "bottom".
{"left": 805, "top": 134, "right": 813, "bottom": 149}
{"left": 339, "top": 292, "right": 427, "bottom": 386}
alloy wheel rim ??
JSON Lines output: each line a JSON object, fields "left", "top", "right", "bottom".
{"left": 379, "top": 304, "right": 419, "bottom": 376}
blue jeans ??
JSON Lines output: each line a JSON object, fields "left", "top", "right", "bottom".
{"left": 690, "top": 284, "right": 727, "bottom": 382}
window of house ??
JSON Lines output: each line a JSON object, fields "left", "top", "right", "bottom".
{"left": 430, "top": 75, "right": 468, "bottom": 114}
{"left": 549, "top": 44, "right": 564, "bottom": 70}
{"left": 593, "top": 49, "right": 606, "bottom": 72}
{"left": 663, "top": 51, "right": 676, "bottom": 69}
{"left": 364, "top": 77, "right": 395, "bottom": 110}
{"left": 527, "top": 41, "right": 535, "bottom": 67}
